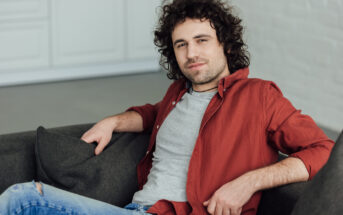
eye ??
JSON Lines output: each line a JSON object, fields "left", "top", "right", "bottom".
{"left": 176, "top": 42, "right": 186, "bottom": 48}
{"left": 198, "top": 39, "right": 208, "bottom": 43}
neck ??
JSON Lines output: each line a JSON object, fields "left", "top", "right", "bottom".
{"left": 192, "top": 86, "right": 218, "bottom": 93}
{"left": 191, "top": 67, "right": 230, "bottom": 92}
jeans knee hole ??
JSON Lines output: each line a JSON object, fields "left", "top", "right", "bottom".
{"left": 35, "top": 182, "right": 43, "bottom": 196}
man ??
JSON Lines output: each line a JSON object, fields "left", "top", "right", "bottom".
{"left": 0, "top": 0, "right": 334, "bottom": 214}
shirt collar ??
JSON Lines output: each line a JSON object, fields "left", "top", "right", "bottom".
{"left": 184, "top": 67, "right": 250, "bottom": 97}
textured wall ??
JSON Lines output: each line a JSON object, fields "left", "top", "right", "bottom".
{"left": 231, "top": 0, "right": 342, "bottom": 131}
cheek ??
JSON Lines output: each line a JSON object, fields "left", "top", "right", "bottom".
{"left": 175, "top": 52, "right": 185, "bottom": 67}
{"left": 211, "top": 49, "right": 226, "bottom": 64}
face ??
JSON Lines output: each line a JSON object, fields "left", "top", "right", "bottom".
{"left": 172, "top": 18, "right": 230, "bottom": 90}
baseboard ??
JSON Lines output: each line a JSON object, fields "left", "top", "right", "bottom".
{"left": 0, "top": 59, "right": 160, "bottom": 87}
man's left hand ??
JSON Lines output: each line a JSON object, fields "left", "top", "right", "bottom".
{"left": 203, "top": 174, "right": 256, "bottom": 215}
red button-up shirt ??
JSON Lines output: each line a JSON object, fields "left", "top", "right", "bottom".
{"left": 127, "top": 67, "right": 334, "bottom": 215}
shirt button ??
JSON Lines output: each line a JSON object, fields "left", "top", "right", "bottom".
{"left": 172, "top": 101, "right": 176, "bottom": 105}
{"left": 156, "top": 125, "right": 160, "bottom": 129}
{"left": 224, "top": 89, "right": 226, "bottom": 92}
{"left": 146, "top": 150, "right": 149, "bottom": 155}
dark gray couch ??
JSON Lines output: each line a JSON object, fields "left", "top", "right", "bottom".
{"left": 0, "top": 124, "right": 342, "bottom": 215}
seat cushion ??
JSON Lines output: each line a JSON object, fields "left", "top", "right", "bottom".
{"left": 291, "top": 131, "right": 343, "bottom": 215}
{"left": 35, "top": 126, "right": 150, "bottom": 207}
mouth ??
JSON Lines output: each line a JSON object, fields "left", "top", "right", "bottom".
{"left": 187, "top": 63, "right": 205, "bottom": 70}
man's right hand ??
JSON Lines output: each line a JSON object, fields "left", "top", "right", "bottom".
{"left": 81, "top": 111, "right": 144, "bottom": 155}
{"left": 81, "top": 117, "right": 117, "bottom": 155}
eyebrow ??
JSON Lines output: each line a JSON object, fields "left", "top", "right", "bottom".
{"left": 173, "top": 34, "right": 212, "bottom": 46}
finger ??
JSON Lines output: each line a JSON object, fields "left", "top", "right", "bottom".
{"left": 95, "top": 141, "right": 105, "bottom": 155}
{"left": 230, "top": 207, "right": 241, "bottom": 215}
{"left": 80, "top": 132, "right": 88, "bottom": 141}
{"left": 223, "top": 208, "right": 231, "bottom": 215}
{"left": 214, "top": 204, "right": 223, "bottom": 215}
{"left": 207, "top": 200, "right": 216, "bottom": 214}
{"left": 203, "top": 200, "right": 209, "bottom": 206}
{"left": 95, "top": 137, "right": 109, "bottom": 155}
{"left": 81, "top": 132, "right": 95, "bottom": 143}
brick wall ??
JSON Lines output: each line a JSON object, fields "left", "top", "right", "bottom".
{"left": 231, "top": 0, "right": 342, "bottom": 132}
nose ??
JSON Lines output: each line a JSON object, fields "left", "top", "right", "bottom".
{"left": 186, "top": 42, "right": 199, "bottom": 60}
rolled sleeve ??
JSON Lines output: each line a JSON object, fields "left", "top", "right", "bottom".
{"left": 264, "top": 81, "right": 335, "bottom": 179}
{"left": 126, "top": 101, "right": 161, "bottom": 132}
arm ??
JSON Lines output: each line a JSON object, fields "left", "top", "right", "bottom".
{"left": 265, "top": 82, "right": 334, "bottom": 180}
{"left": 81, "top": 99, "right": 161, "bottom": 155}
{"left": 204, "top": 82, "right": 333, "bottom": 215}
{"left": 111, "top": 110, "right": 144, "bottom": 132}
{"left": 81, "top": 111, "right": 144, "bottom": 155}
{"left": 203, "top": 157, "right": 309, "bottom": 215}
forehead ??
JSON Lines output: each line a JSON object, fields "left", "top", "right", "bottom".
{"left": 171, "top": 18, "right": 217, "bottom": 42}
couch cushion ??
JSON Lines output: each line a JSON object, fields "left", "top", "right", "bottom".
{"left": 35, "top": 126, "right": 150, "bottom": 207}
{"left": 256, "top": 181, "right": 307, "bottom": 215}
{"left": 0, "top": 131, "right": 36, "bottom": 194}
{"left": 291, "top": 131, "right": 343, "bottom": 215}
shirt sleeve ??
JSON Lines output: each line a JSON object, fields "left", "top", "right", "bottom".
{"left": 126, "top": 101, "right": 161, "bottom": 132}
{"left": 264, "top": 81, "right": 335, "bottom": 180}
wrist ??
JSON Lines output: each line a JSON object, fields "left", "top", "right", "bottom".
{"left": 241, "top": 171, "right": 263, "bottom": 194}
{"left": 104, "top": 115, "right": 119, "bottom": 132}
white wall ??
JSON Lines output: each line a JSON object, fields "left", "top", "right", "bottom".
{"left": 231, "top": 0, "right": 343, "bottom": 132}
{"left": 0, "top": 0, "right": 161, "bottom": 87}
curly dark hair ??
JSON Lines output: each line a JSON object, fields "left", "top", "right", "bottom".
{"left": 154, "top": 0, "right": 250, "bottom": 80}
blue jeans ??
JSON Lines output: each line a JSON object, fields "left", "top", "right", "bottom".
{"left": 0, "top": 181, "right": 152, "bottom": 215}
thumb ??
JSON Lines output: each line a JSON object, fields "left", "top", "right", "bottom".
{"left": 203, "top": 200, "right": 209, "bottom": 206}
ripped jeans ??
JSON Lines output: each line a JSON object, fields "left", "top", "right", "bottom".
{"left": 0, "top": 181, "right": 152, "bottom": 215}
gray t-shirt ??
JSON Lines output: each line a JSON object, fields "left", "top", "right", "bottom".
{"left": 132, "top": 89, "right": 217, "bottom": 206}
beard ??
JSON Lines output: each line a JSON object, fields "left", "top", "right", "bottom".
{"left": 184, "top": 69, "right": 222, "bottom": 85}
{"left": 182, "top": 59, "right": 227, "bottom": 85}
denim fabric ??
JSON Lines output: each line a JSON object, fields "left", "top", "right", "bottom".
{"left": 0, "top": 181, "right": 151, "bottom": 215}
{"left": 124, "top": 203, "right": 152, "bottom": 212}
